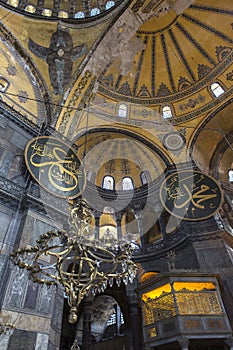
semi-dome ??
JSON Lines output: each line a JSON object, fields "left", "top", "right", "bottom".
{"left": 75, "top": 130, "right": 168, "bottom": 189}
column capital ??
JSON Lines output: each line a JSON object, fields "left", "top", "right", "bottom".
{"left": 93, "top": 210, "right": 101, "bottom": 218}
{"left": 135, "top": 210, "right": 144, "bottom": 220}
{"left": 113, "top": 211, "right": 123, "bottom": 221}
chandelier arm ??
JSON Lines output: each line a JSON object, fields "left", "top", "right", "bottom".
{"left": 47, "top": 246, "right": 72, "bottom": 257}
{"left": 87, "top": 249, "right": 116, "bottom": 259}
{"left": 11, "top": 199, "right": 138, "bottom": 324}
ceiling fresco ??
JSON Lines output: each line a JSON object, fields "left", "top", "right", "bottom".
{"left": 0, "top": 19, "right": 50, "bottom": 125}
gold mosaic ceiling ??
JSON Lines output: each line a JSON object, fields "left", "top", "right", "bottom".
{"left": 0, "top": 0, "right": 232, "bottom": 187}
{"left": 98, "top": 0, "right": 233, "bottom": 105}
{"left": 0, "top": 0, "right": 232, "bottom": 121}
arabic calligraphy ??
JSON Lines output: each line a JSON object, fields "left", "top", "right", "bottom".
{"left": 25, "top": 137, "right": 84, "bottom": 198}
{"left": 160, "top": 171, "right": 222, "bottom": 221}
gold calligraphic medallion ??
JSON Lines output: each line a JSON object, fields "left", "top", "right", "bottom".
{"left": 25, "top": 136, "right": 85, "bottom": 198}
{"left": 160, "top": 170, "right": 223, "bottom": 221}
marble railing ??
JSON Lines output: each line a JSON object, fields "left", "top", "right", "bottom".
{"left": 0, "top": 175, "right": 25, "bottom": 200}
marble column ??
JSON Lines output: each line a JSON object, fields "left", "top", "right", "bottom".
{"left": 35, "top": 333, "right": 49, "bottom": 350}
{"left": 135, "top": 211, "right": 145, "bottom": 248}
{"left": 177, "top": 337, "right": 189, "bottom": 350}
{"left": 115, "top": 303, "right": 121, "bottom": 336}
{"left": 222, "top": 196, "right": 233, "bottom": 228}
{"left": 94, "top": 211, "right": 101, "bottom": 240}
{"left": 0, "top": 332, "right": 11, "bottom": 350}
{"left": 158, "top": 214, "right": 167, "bottom": 240}
{"left": 128, "top": 291, "right": 142, "bottom": 350}
{"left": 224, "top": 337, "right": 233, "bottom": 350}
{"left": 81, "top": 296, "right": 93, "bottom": 350}
{"left": 114, "top": 212, "right": 123, "bottom": 241}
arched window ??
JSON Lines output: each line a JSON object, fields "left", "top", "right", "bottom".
{"left": 91, "top": 7, "right": 100, "bottom": 16}
{"left": 106, "top": 305, "right": 124, "bottom": 326}
{"left": 106, "top": 1, "right": 115, "bottom": 10}
{"left": 140, "top": 171, "right": 152, "bottom": 185}
{"left": 42, "top": 8, "right": 52, "bottom": 16}
{"left": 162, "top": 105, "right": 173, "bottom": 119}
{"left": 122, "top": 177, "right": 134, "bottom": 190}
{"left": 25, "top": 4, "right": 36, "bottom": 13}
{"left": 210, "top": 82, "right": 225, "bottom": 97}
{"left": 118, "top": 103, "right": 128, "bottom": 118}
{"left": 228, "top": 169, "right": 233, "bottom": 182}
{"left": 7, "top": 0, "right": 19, "bottom": 7}
{"left": 0, "top": 77, "right": 9, "bottom": 92}
{"left": 58, "top": 10, "right": 68, "bottom": 18}
{"left": 75, "top": 11, "right": 85, "bottom": 18}
{"left": 103, "top": 175, "right": 114, "bottom": 190}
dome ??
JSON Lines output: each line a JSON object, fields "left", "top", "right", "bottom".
{"left": 95, "top": 0, "right": 233, "bottom": 124}
{"left": 1, "top": 0, "right": 125, "bottom": 22}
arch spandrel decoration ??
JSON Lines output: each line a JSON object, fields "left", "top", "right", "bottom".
{"left": 0, "top": 22, "right": 51, "bottom": 125}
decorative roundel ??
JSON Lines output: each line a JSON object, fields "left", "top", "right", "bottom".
{"left": 25, "top": 136, "right": 85, "bottom": 199}
{"left": 162, "top": 132, "right": 186, "bottom": 152}
{"left": 160, "top": 170, "right": 223, "bottom": 221}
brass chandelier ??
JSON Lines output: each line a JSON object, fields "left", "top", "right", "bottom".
{"left": 11, "top": 199, "right": 138, "bottom": 323}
